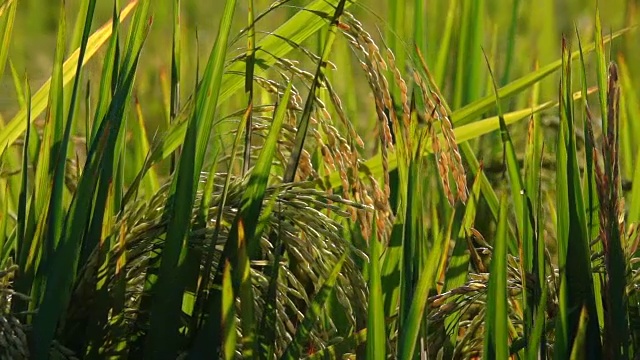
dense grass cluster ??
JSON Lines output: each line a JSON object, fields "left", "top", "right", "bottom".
{"left": 1, "top": 0, "right": 640, "bottom": 359}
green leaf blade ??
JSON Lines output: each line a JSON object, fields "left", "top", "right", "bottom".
{"left": 483, "top": 195, "right": 510, "bottom": 360}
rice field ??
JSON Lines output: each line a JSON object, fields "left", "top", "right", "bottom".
{"left": 1, "top": 0, "right": 640, "bottom": 358}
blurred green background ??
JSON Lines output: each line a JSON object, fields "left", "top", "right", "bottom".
{"left": 3, "top": 0, "right": 638, "bottom": 128}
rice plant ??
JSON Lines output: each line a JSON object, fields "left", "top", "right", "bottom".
{"left": 1, "top": 0, "right": 640, "bottom": 359}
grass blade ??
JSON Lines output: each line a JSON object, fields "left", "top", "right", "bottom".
{"left": 235, "top": 219, "right": 256, "bottom": 358}
{"left": 231, "top": 81, "right": 294, "bottom": 357}
{"left": 596, "top": 62, "right": 629, "bottom": 359}
{"left": 14, "top": 0, "right": 70, "bottom": 311}
{"left": 0, "top": 184, "right": 8, "bottom": 265}
{"left": 442, "top": 165, "right": 484, "bottom": 356}
{"left": 0, "top": 0, "right": 17, "bottom": 82}
{"left": 145, "top": 0, "right": 237, "bottom": 356}
{"left": 501, "top": 0, "right": 521, "bottom": 84}
{"left": 484, "top": 50, "right": 534, "bottom": 348}
{"left": 397, "top": 203, "right": 447, "bottom": 359}
{"left": 195, "top": 80, "right": 294, "bottom": 356}
{"left": 483, "top": 195, "right": 510, "bottom": 359}
{"left": 569, "top": 306, "right": 590, "bottom": 360}
{"left": 242, "top": 0, "right": 256, "bottom": 176}
{"left": 367, "top": 215, "right": 385, "bottom": 359}
{"left": 16, "top": 75, "right": 31, "bottom": 281}
{"left": 554, "top": 36, "right": 601, "bottom": 359}
{"left": 284, "top": 0, "right": 346, "bottom": 182}
{"left": 452, "top": 0, "right": 484, "bottom": 109}
{"left": 222, "top": 261, "right": 236, "bottom": 360}
{"left": 30, "top": 2, "right": 148, "bottom": 357}
{"left": 169, "top": 0, "right": 181, "bottom": 174}
{"left": 0, "top": 1, "right": 138, "bottom": 155}
{"left": 483, "top": 50, "right": 526, "bottom": 238}
{"left": 433, "top": 0, "right": 457, "bottom": 88}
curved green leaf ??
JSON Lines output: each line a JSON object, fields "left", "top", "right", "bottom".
{"left": 0, "top": 0, "right": 139, "bottom": 156}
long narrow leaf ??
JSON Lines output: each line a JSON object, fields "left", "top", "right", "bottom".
{"left": 0, "top": 0, "right": 17, "bottom": 82}
{"left": 145, "top": 0, "right": 237, "bottom": 356}
{"left": 284, "top": 0, "right": 346, "bottom": 182}
{"left": 222, "top": 261, "right": 236, "bottom": 360}
{"left": 367, "top": 215, "right": 385, "bottom": 359}
{"left": 0, "top": 1, "right": 138, "bottom": 154}
{"left": 397, "top": 207, "right": 446, "bottom": 359}
{"left": 483, "top": 195, "right": 510, "bottom": 359}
